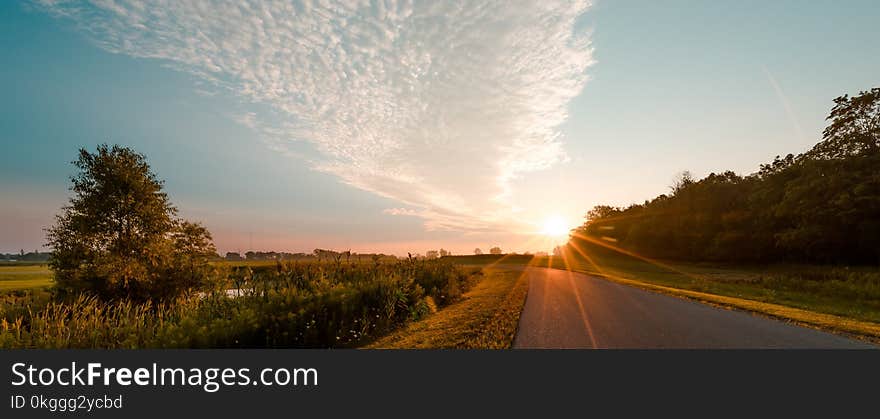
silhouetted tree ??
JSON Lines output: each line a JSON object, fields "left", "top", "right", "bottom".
{"left": 489, "top": 246, "right": 502, "bottom": 255}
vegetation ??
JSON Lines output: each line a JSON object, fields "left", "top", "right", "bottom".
{"left": 367, "top": 268, "right": 529, "bottom": 349}
{"left": 47, "top": 144, "right": 217, "bottom": 301}
{"left": 0, "top": 258, "right": 478, "bottom": 348}
{"left": 577, "top": 88, "right": 880, "bottom": 265}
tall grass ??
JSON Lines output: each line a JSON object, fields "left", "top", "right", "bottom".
{"left": 0, "top": 258, "right": 477, "bottom": 348}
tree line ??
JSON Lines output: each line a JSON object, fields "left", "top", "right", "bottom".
{"left": 574, "top": 88, "right": 880, "bottom": 265}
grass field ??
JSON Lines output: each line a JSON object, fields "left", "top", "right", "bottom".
{"left": 0, "top": 264, "right": 53, "bottom": 292}
{"left": 365, "top": 267, "right": 529, "bottom": 349}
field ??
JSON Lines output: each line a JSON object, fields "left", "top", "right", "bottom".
{"left": 0, "top": 263, "right": 53, "bottom": 292}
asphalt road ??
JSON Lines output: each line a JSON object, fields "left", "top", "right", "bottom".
{"left": 513, "top": 267, "right": 876, "bottom": 349}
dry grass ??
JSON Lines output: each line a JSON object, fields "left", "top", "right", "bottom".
{"left": 365, "top": 268, "right": 529, "bottom": 349}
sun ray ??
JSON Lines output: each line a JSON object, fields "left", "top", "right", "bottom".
{"left": 569, "top": 231, "right": 708, "bottom": 283}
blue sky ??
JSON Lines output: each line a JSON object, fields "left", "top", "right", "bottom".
{"left": 1, "top": 0, "right": 878, "bottom": 255}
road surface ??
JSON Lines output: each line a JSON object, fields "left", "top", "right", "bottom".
{"left": 513, "top": 268, "right": 876, "bottom": 348}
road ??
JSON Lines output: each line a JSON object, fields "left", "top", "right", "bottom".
{"left": 513, "top": 267, "right": 876, "bottom": 348}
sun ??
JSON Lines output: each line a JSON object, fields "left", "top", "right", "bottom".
{"left": 539, "top": 215, "right": 570, "bottom": 238}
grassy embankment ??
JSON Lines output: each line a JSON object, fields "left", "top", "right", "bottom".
{"left": 366, "top": 267, "right": 529, "bottom": 349}
{"left": 447, "top": 245, "right": 880, "bottom": 341}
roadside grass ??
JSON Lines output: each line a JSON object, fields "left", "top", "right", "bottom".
{"left": 0, "top": 265, "right": 53, "bottom": 292}
{"left": 365, "top": 268, "right": 529, "bottom": 349}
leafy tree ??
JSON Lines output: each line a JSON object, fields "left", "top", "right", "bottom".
{"left": 474, "top": 248, "right": 483, "bottom": 255}
{"left": 47, "top": 144, "right": 217, "bottom": 301}
{"left": 810, "top": 88, "right": 879, "bottom": 159}
{"left": 489, "top": 246, "right": 502, "bottom": 255}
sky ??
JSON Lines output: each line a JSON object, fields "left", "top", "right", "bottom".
{"left": 1, "top": 0, "right": 878, "bottom": 255}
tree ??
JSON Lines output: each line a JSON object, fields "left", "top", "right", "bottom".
{"left": 489, "top": 246, "right": 502, "bottom": 255}
{"left": 474, "top": 248, "right": 483, "bottom": 255}
{"left": 47, "top": 144, "right": 217, "bottom": 301}
{"left": 670, "top": 170, "right": 695, "bottom": 195}
{"left": 425, "top": 250, "right": 439, "bottom": 259}
{"left": 810, "top": 88, "right": 879, "bottom": 159}
{"left": 439, "top": 248, "right": 450, "bottom": 257}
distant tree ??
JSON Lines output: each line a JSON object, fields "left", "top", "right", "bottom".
{"left": 439, "top": 248, "right": 450, "bottom": 257}
{"left": 225, "top": 252, "right": 243, "bottom": 261}
{"left": 474, "top": 248, "right": 483, "bottom": 255}
{"left": 425, "top": 250, "right": 439, "bottom": 259}
{"left": 47, "top": 144, "right": 217, "bottom": 301}
{"left": 489, "top": 246, "right": 502, "bottom": 255}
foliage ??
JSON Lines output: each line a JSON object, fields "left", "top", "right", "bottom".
{"left": 576, "top": 88, "right": 880, "bottom": 264}
{"left": 46, "top": 144, "right": 217, "bottom": 301}
{"left": 0, "top": 259, "right": 477, "bottom": 348}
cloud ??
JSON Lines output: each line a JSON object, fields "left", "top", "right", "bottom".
{"left": 37, "top": 0, "right": 593, "bottom": 233}
{"left": 382, "top": 207, "right": 420, "bottom": 217}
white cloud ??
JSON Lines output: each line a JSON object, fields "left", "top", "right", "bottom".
{"left": 37, "top": 0, "right": 593, "bottom": 232}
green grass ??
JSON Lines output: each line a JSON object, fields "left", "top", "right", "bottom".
{"left": 0, "top": 264, "right": 53, "bottom": 292}
{"left": 365, "top": 267, "right": 529, "bottom": 349}
{"left": 559, "top": 243, "right": 880, "bottom": 323}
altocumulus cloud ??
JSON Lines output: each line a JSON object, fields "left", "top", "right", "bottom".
{"left": 37, "top": 0, "right": 593, "bottom": 233}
